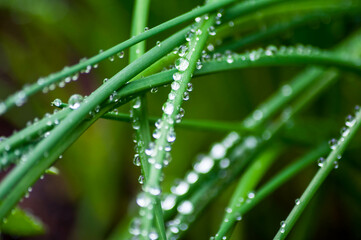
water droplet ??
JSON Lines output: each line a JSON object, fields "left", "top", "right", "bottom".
{"left": 171, "top": 81, "right": 180, "bottom": 91}
{"left": 245, "top": 136, "right": 258, "bottom": 149}
{"left": 162, "top": 102, "right": 174, "bottom": 115}
{"left": 226, "top": 55, "right": 234, "bottom": 64}
{"left": 281, "top": 85, "right": 293, "bottom": 96}
{"left": 133, "top": 98, "right": 141, "bottom": 109}
{"left": 68, "top": 94, "right": 83, "bottom": 110}
{"left": 247, "top": 191, "right": 255, "bottom": 199}
{"left": 318, "top": 157, "right": 325, "bottom": 167}
{"left": 219, "top": 158, "right": 230, "bottom": 169}
{"left": 173, "top": 72, "right": 182, "bottom": 81}
{"left": 109, "top": 55, "right": 115, "bottom": 62}
{"left": 15, "top": 91, "right": 27, "bottom": 107}
{"left": 148, "top": 187, "right": 161, "bottom": 196}
{"left": 167, "top": 129, "right": 176, "bottom": 143}
{"left": 208, "top": 26, "right": 216, "bottom": 36}
{"left": 136, "top": 192, "right": 151, "bottom": 207}
{"left": 0, "top": 102, "right": 7, "bottom": 115}
{"left": 340, "top": 127, "right": 350, "bottom": 137}
{"left": 328, "top": 138, "right": 338, "bottom": 150}
{"left": 195, "top": 17, "right": 202, "bottom": 22}
{"left": 280, "top": 221, "right": 286, "bottom": 228}
{"left": 295, "top": 198, "right": 300, "bottom": 205}
{"left": 196, "top": 59, "right": 203, "bottom": 69}
{"left": 103, "top": 78, "right": 109, "bottom": 83}
{"left": 171, "top": 180, "right": 189, "bottom": 195}
{"left": 144, "top": 27, "right": 149, "bottom": 31}
{"left": 345, "top": 115, "right": 356, "bottom": 127}
{"left": 117, "top": 51, "right": 124, "bottom": 59}
{"left": 133, "top": 154, "right": 141, "bottom": 166}
{"left": 177, "top": 200, "right": 193, "bottom": 214}
{"left": 52, "top": 98, "right": 62, "bottom": 107}
{"left": 210, "top": 144, "right": 226, "bottom": 159}
{"left": 253, "top": 110, "right": 263, "bottom": 121}
{"left": 150, "top": 87, "right": 158, "bottom": 93}
{"left": 162, "top": 194, "right": 176, "bottom": 210}
{"left": 265, "top": 45, "right": 278, "bottom": 56}
{"left": 183, "top": 92, "right": 189, "bottom": 101}
{"left": 194, "top": 156, "right": 214, "bottom": 174}
{"left": 175, "top": 58, "right": 189, "bottom": 71}
{"left": 156, "top": 41, "right": 161, "bottom": 47}
{"left": 149, "top": 231, "right": 158, "bottom": 240}
{"left": 186, "top": 171, "right": 199, "bottom": 184}
{"left": 334, "top": 160, "right": 339, "bottom": 169}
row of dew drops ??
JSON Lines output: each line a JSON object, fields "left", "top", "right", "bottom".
{"left": 317, "top": 105, "right": 360, "bottom": 169}
{"left": 0, "top": 48, "right": 126, "bottom": 116}
{"left": 278, "top": 105, "right": 361, "bottom": 236}
{"left": 130, "top": 12, "right": 226, "bottom": 240}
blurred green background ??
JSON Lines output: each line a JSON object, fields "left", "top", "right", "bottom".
{"left": 1, "top": 0, "right": 361, "bottom": 239}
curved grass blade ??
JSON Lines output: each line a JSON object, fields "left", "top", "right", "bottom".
{"left": 273, "top": 108, "right": 361, "bottom": 239}
{"left": 0, "top": 27, "right": 189, "bottom": 208}
{"left": 0, "top": 0, "right": 235, "bottom": 115}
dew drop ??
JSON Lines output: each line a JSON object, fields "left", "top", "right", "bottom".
{"left": 167, "top": 129, "right": 176, "bottom": 143}
{"left": 175, "top": 58, "right": 189, "bottom": 71}
{"left": 138, "top": 175, "right": 144, "bottom": 184}
{"left": 52, "top": 98, "right": 62, "bottom": 107}
{"left": 210, "top": 144, "right": 226, "bottom": 159}
{"left": 253, "top": 109, "right": 263, "bottom": 121}
{"left": 162, "top": 102, "right": 174, "bottom": 115}
{"left": 281, "top": 84, "right": 293, "bottom": 96}
{"left": 68, "top": 94, "right": 83, "bottom": 110}
{"left": 328, "top": 138, "right": 338, "bottom": 150}
{"left": 162, "top": 194, "right": 176, "bottom": 210}
{"left": 280, "top": 221, "right": 286, "bottom": 228}
{"left": 148, "top": 187, "right": 161, "bottom": 196}
{"left": 171, "top": 81, "right": 180, "bottom": 91}
{"left": 194, "top": 156, "right": 214, "bottom": 174}
{"left": 173, "top": 72, "right": 182, "bottom": 81}
{"left": 117, "top": 51, "right": 124, "bottom": 59}
{"left": 133, "top": 98, "right": 141, "bottom": 109}
{"left": 109, "top": 55, "right": 115, "bottom": 62}
{"left": 0, "top": 102, "right": 7, "bottom": 115}
{"left": 133, "top": 154, "right": 141, "bottom": 166}
{"left": 345, "top": 115, "right": 356, "bottom": 127}
{"left": 247, "top": 191, "right": 255, "bottom": 199}
{"left": 265, "top": 45, "right": 278, "bottom": 56}
{"left": 340, "top": 127, "right": 350, "bottom": 137}
{"left": 136, "top": 192, "right": 151, "bottom": 207}
{"left": 295, "top": 198, "right": 300, "bottom": 205}
{"left": 208, "top": 26, "right": 216, "bottom": 36}
{"left": 318, "top": 157, "right": 325, "bottom": 167}
{"left": 177, "top": 200, "right": 193, "bottom": 215}
{"left": 186, "top": 171, "right": 199, "bottom": 184}
{"left": 183, "top": 92, "right": 189, "bottom": 101}
{"left": 15, "top": 91, "right": 27, "bottom": 107}
{"left": 171, "top": 180, "right": 189, "bottom": 195}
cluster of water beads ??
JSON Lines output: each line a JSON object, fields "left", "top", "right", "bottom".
{"left": 318, "top": 106, "right": 361, "bottom": 169}
{"left": 279, "top": 220, "right": 286, "bottom": 234}
{"left": 129, "top": 217, "right": 159, "bottom": 240}
{"left": 202, "top": 44, "right": 324, "bottom": 66}
{"left": 160, "top": 132, "right": 240, "bottom": 217}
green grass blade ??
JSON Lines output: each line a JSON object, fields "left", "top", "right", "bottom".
{"left": 215, "top": 143, "right": 329, "bottom": 238}
{"left": 0, "top": 28, "right": 188, "bottom": 205}
{"left": 0, "top": 0, "right": 234, "bottom": 115}
{"left": 273, "top": 108, "right": 361, "bottom": 239}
